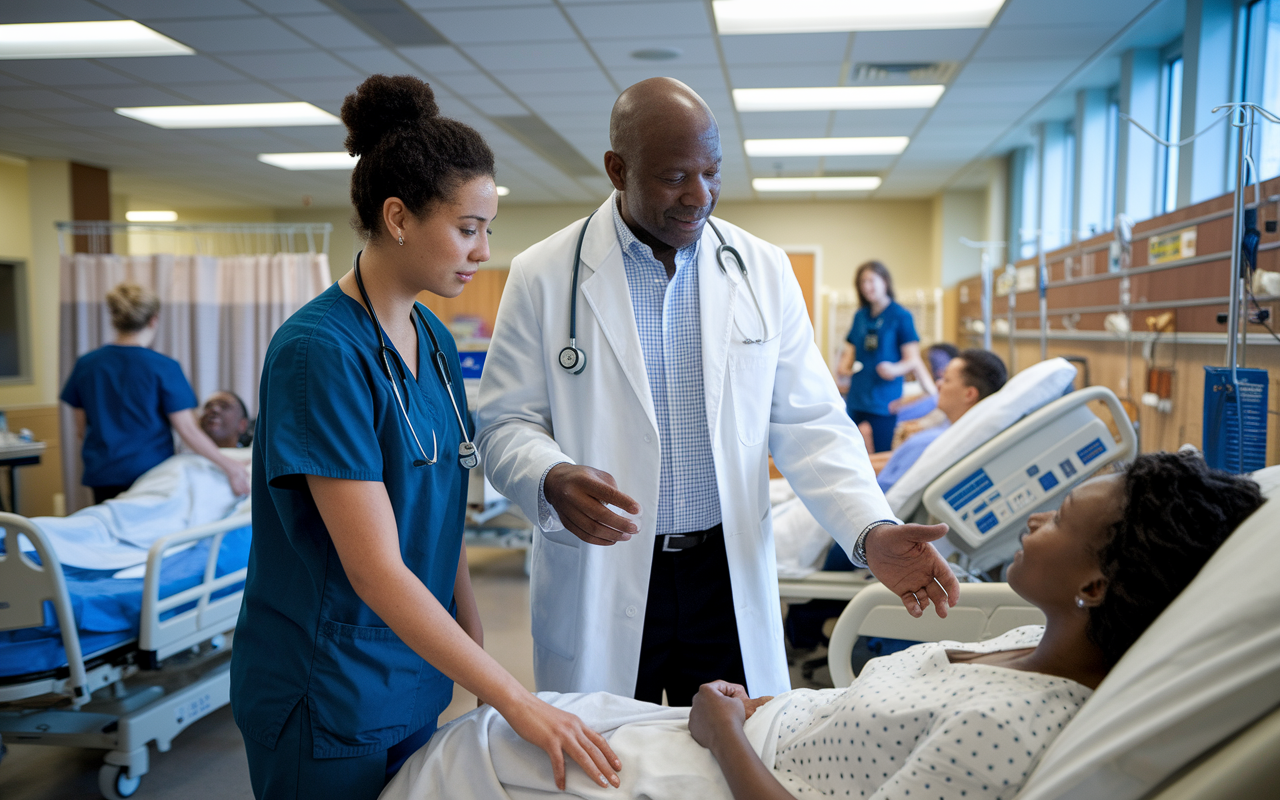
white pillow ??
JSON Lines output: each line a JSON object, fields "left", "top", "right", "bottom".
{"left": 884, "top": 357, "right": 1078, "bottom": 517}
{"left": 1016, "top": 464, "right": 1280, "bottom": 800}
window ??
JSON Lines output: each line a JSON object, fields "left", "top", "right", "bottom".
{"left": 1100, "top": 95, "right": 1120, "bottom": 232}
{"left": 0, "top": 260, "right": 29, "bottom": 383}
{"left": 1160, "top": 56, "right": 1183, "bottom": 213}
{"left": 1243, "top": 0, "right": 1280, "bottom": 181}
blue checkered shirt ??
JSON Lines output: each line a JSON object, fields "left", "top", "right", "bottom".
{"left": 611, "top": 199, "right": 722, "bottom": 535}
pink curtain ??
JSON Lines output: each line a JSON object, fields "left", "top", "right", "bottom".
{"left": 58, "top": 252, "right": 330, "bottom": 512}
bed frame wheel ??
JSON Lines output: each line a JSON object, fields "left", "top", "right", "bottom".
{"left": 98, "top": 763, "right": 142, "bottom": 799}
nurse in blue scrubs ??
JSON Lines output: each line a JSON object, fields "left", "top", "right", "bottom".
{"left": 231, "top": 75, "right": 620, "bottom": 800}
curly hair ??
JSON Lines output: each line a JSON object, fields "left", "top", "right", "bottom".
{"left": 340, "top": 74, "right": 495, "bottom": 241}
{"left": 1088, "top": 451, "right": 1264, "bottom": 665}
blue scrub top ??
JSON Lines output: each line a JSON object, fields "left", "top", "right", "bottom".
{"left": 231, "top": 280, "right": 471, "bottom": 760}
{"left": 876, "top": 421, "right": 949, "bottom": 492}
{"left": 845, "top": 301, "right": 919, "bottom": 416}
{"left": 60, "top": 345, "right": 198, "bottom": 487}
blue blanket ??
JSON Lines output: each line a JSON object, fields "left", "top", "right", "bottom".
{"left": 0, "top": 525, "right": 251, "bottom": 678}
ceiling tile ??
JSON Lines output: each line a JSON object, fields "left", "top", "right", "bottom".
{"left": 247, "top": 0, "right": 331, "bottom": 11}
{"left": 738, "top": 111, "right": 830, "bottom": 138}
{"left": 565, "top": 2, "right": 712, "bottom": 39}
{"left": 927, "top": 101, "right": 1029, "bottom": 122}
{"left": 436, "top": 70, "right": 510, "bottom": 97}
{"left": 976, "top": 25, "right": 1116, "bottom": 60}
{"left": 728, "top": 64, "right": 842, "bottom": 89}
{"left": 168, "top": 81, "right": 294, "bottom": 103}
{"left": 0, "top": 109, "right": 56, "bottom": 127}
{"left": 268, "top": 77, "right": 366, "bottom": 102}
{"left": 469, "top": 94, "right": 527, "bottom": 115}
{"left": 720, "top": 32, "right": 849, "bottom": 65}
{"left": 829, "top": 108, "right": 930, "bottom": 135}
{"left": 406, "top": 0, "right": 553, "bottom": 7}
{"left": 490, "top": 68, "right": 616, "bottom": 96}
{"left": 95, "top": 0, "right": 260, "bottom": 18}
{"left": 422, "top": 7, "right": 577, "bottom": 43}
{"left": 277, "top": 13, "right": 381, "bottom": 49}
{"left": 221, "top": 51, "right": 360, "bottom": 80}
{"left": 516, "top": 93, "right": 615, "bottom": 115}
{"left": 849, "top": 29, "right": 985, "bottom": 63}
{"left": 35, "top": 108, "right": 147, "bottom": 127}
{"left": 0, "top": 60, "right": 138, "bottom": 87}
{"left": 997, "top": 0, "right": 1153, "bottom": 27}
{"left": 146, "top": 17, "right": 314, "bottom": 54}
{"left": 0, "top": 88, "right": 94, "bottom": 110}
{"left": 460, "top": 42, "right": 597, "bottom": 71}
{"left": 943, "top": 82, "right": 1057, "bottom": 105}
{"left": 958, "top": 58, "right": 1079, "bottom": 84}
{"left": 592, "top": 36, "right": 719, "bottom": 67}
{"left": 605, "top": 65, "right": 726, "bottom": 95}
{"left": 397, "top": 45, "right": 474, "bottom": 74}
{"left": 94, "top": 55, "right": 248, "bottom": 84}
{"left": 64, "top": 85, "right": 192, "bottom": 107}
{"left": 332, "top": 48, "right": 422, "bottom": 76}
{"left": 0, "top": 0, "right": 120, "bottom": 23}
{"left": 818, "top": 155, "right": 896, "bottom": 171}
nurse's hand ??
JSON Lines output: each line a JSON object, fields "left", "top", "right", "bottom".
{"left": 544, "top": 464, "right": 640, "bottom": 546}
{"left": 506, "top": 694, "right": 621, "bottom": 790}
{"left": 864, "top": 523, "right": 960, "bottom": 619}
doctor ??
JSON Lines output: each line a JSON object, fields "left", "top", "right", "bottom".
{"left": 476, "top": 78, "right": 959, "bottom": 704}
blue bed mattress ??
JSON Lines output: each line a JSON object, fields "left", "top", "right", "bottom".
{"left": 0, "top": 524, "right": 251, "bottom": 679}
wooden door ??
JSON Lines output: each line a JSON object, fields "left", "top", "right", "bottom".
{"left": 417, "top": 269, "right": 509, "bottom": 334}
{"left": 786, "top": 252, "right": 816, "bottom": 324}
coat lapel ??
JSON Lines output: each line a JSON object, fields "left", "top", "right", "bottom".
{"left": 698, "top": 219, "right": 738, "bottom": 439}
{"left": 579, "top": 198, "right": 658, "bottom": 433}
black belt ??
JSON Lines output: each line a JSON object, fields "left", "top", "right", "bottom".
{"left": 657, "top": 523, "right": 722, "bottom": 553}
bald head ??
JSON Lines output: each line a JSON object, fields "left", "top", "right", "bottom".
{"left": 609, "top": 77, "right": 719, "bottom": 157}
{"left": 604, "top": 78, "right": 723, "bottom": 254}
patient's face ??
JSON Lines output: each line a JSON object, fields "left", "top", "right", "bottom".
{"left": 200, "top": 392, "right": 247, "bottom": 448}
{"left": 1007, "top": 474, "right": 1124, "bottom": 612}
{"left": 935, "top": 359, "right": 974, "bottom": 421}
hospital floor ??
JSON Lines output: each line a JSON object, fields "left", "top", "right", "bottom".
{"left": 0, "top": 549, "right": 827, "bottom": 799}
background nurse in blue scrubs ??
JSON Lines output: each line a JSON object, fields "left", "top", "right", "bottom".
{"left": 231, "top": 74, "right": 620, "bottom": 800}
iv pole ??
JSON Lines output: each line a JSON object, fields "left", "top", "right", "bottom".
{"left": 959, "top": 238, "right": 1005, "bottom": 351}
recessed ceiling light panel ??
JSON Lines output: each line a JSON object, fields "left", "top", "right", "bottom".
{"left": 744, "top": 136, "right": 909, "bottom": 157}
{"left": 714, "top": 0, "right": 1005, "bottom": 35}
{"left": 734, "top": 85, "right": 944, "bottom": 112}
{"left": 0, "top": 20, "right": 194, "bottom": 60}
{"left": 753, "top": 176, "right": 882, "bottom": 192}
{"left": 117, "top": 102, "right": 341, "bottom": 129}
{"left": 258, "top": 152, "right": 358, "bottom": 170}
{"left": 125, "top": 210, "right": 178, "bottom": 222}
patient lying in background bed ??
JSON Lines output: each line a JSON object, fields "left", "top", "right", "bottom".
{"left": 380, "top": 452, "right": 1262, "bottom": 800}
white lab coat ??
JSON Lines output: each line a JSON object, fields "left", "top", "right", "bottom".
{"left": 476, "top": 195, "right": 895, "bottom": 698}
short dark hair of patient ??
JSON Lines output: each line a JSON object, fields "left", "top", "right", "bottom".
{"left": 957, "top": 348, "right": 1008, "bottom": 400}
{"left": 341, "top": 74, "right": 495, "bottom": 240}
{"left": 1089, "top": 451, "right": 1264, "bottom": 665}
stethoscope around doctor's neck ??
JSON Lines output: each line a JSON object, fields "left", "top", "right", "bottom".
{"left": 558, "top": 211, "right": 772, "bottom": 374}
{"left": 353, "top": 252, "right": 478, "bottom": 470}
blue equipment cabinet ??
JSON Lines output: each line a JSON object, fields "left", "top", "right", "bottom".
{"left": 1203, "top": 367, "right": 1269, "bottom": 473}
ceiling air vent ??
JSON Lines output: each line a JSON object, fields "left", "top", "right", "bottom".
{"left": 849, "top": 62, "right": 957, "bottom": 85}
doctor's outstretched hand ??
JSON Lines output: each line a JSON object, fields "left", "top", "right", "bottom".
{"left": 864, "top": 523, "right": 959, "bottom": 618}
{"left": 544, "top": 463, "right": 641, "bottom": 546}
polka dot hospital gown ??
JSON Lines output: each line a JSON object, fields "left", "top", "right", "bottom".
{"left": 770, "top": 626, "right": 1088, "bottom": 800}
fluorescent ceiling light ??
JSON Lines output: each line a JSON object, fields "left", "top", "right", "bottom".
{"left": 125, "top": 210, "right": 178, "bottom": 222}
{"left": 259, "top": 152, "right": 357, "bottom": 170}
{"left": 713, "top": 0, "right": 1004, "bottom": 35}
{"left": 496, "top": 186, "right": 511, "bottom": 196}
{"left": 117, "top": 102, "right": 341, "bottom": 129}
{"left": 744, "top": 136, "right": 909, "bottom": 157}
{"left": 735, "top": 85, "right": 944, "bottom": 112}
{"left": 753, "top": 176, "right": 882, "bottom": 192}
{"left": 0, "top": 20, "right": 194, "bottom": 60}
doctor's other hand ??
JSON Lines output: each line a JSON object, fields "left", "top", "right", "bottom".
{"left": 864, "top": 523, "right": 959, "bottom": 619}
{"left": 506, "top": 694, "right": 621, "bottom": 791}
{"left": 544, "top": 463, "right": 640, "bottom": 546}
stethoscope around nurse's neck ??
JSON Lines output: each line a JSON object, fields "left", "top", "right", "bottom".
{"left": 353, "top": 252, "right": 478, "bottom": 470}
{"left": 558, "top": 212, "right": 772, "bottom": 374}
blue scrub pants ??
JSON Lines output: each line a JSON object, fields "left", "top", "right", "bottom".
{"left": 851, "top": 410, "right": 897, "bottom": 453}
{"left": 242, "top": 700, "right": 436, "bottom": 800}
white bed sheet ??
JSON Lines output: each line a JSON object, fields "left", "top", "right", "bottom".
{"left": 20, "top": 449, "right": 250, "bottom": 571}
{"left": 1015, "top": 464, "right": 1280, "bottom": 800}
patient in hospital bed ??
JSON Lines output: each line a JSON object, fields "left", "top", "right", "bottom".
{"left": 18, "top": 390, "right": 254, "bottom": 572}
{"left": 381, "top": 451, "right": 1263, "bottom": 800}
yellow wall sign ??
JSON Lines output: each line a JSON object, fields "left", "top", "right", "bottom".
{"left": 1148, "top": 226, "right": 1197, "bottom": 264}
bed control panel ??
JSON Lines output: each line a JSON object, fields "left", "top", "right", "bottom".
{"left": 923, "top": 387, "right": 1137, "bottom": 573}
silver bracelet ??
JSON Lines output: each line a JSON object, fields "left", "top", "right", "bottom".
{"left": 854, "top": 520, "right": 897, "bottom": 568}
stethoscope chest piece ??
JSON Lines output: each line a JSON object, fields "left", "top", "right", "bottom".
{"left": 458, "top": 441, "right": 479, "bottom": 470}
{"left": 559, "top": 345, "right": 586, "bottom": 374}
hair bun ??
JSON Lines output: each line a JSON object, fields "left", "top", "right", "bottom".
{"left": 341, "top": 74, "right": 439, "bottom": 157}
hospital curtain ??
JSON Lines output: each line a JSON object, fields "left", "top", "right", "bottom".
{"left": 58, "top": 252, "right": 330, "bottom": 512}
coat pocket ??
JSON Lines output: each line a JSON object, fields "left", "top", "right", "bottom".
{"left": 307, "top": 618, "right": 423, "bottom": 756}
{"left": 728, "top": 346, "right": 777, "bottom": 447}
{"left": 530, "top": 533, "right": 581, "bottom": 660}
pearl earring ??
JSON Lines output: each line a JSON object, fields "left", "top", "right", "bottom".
{"left": 1075, "top": 597, "right": 1086, "bottom": 608}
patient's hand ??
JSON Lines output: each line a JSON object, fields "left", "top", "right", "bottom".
{"left": 224, "top": 462, "right": 250, "bottom": 497}
{"left": 689, "top": 682, "right": 748, "bottom": 751}
{"left": 865, "top": 523, "right": 960, "bottom": 619}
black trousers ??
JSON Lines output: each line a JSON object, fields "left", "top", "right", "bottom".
{"left": 633, "top": 524, "right": 747, "bottom": 707}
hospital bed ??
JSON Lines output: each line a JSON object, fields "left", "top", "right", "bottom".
{"left": 777, "top": 358, "right": 1136, "bottom": 600}
{"left": 825, "top": 463, "right": 1280, "bottom": 800}
{"left": 0, "top": 510, "right": 251, "bottom": 800}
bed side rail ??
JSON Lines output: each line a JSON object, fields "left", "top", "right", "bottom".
{"left": 0, "top": 512, "right": 91, "bottom": 706}
{"left": 138, "top": 512, "right": 251, "bottom": 668}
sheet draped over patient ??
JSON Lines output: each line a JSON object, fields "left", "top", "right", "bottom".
{"left": 20, "top": 449, "right": 251, "bottom": 570}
